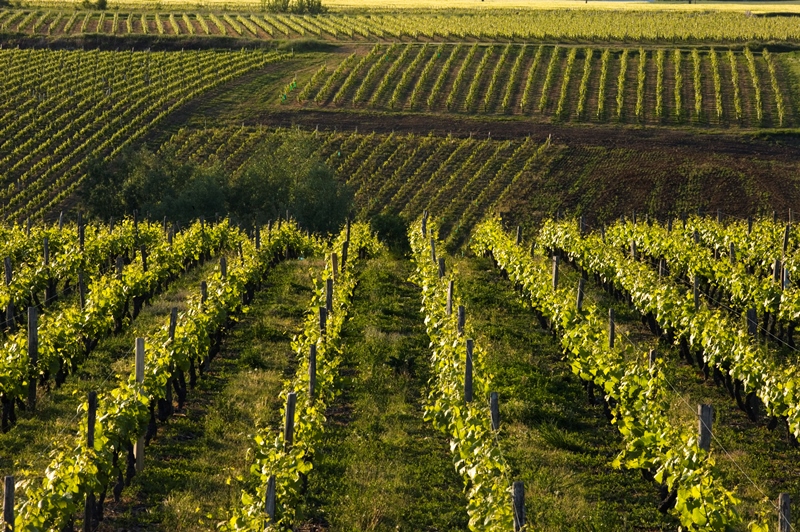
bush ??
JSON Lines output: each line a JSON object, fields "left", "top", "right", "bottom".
{"left": 370, "top": 214, "right": 409, "bottom": 253}
{"left": 82, "top": 129, "right": 351, "bottom": 234}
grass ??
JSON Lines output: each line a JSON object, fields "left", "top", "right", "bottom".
{"left": 453, "top": 254, "right": 676, "bottom": 530}
{"left": 0, "top": 258, "right": 221, "bottom": 481}
{"left": 302, "top": 251, "right": 469, "bottom": 530}
{"left": 96, "top": 258, "right": 320, "bottom": 530}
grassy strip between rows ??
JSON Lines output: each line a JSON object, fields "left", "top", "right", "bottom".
{"left": 471, "top": 216, "right": 755, "bottom": 531}
{"left": 225, "top": 222, "right": 383, "bottom": 531}
{"left": 9, "top": 221, "right": 318, "bottom": 530}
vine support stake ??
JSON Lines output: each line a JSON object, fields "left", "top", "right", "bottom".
{"left": 784, "top": 224, "right": 791, "bottom": 259}
{"left": 342, "top": 241, "right": 349, "bottom": 269}
{"left": 490, "top": 391, "right": 499, "bottom": 430}
{"left": 78, "top": 272, "right": 86, "bottom": 311}
{"left": 465, "top": 339, "right": 474, "bottom": 403}
{"left": 3, "top": 258, "right": 11, "bottom": 333}
{"left": 27, "top": 307, "right": 37, "bottom": 411}
{"left": 457, "top": 305, "right": 465, "bottom": 335}
{"left": 552, "top": 254, "right": 559, "bottom": 291}
{"left": 140, "top": 245, "right": 148, "bottom": 273}
{"left": 576, "top": 278, "right": 585, "bottom": 312}
{"left": 512, "top": 481, "right": 525, "bottom": 531}
{"left": 747, "top": 309, "right": 758, "bottom": 337}
{"left": 3, "top": 476, "right": 13, "bottom": 532}
{"left": 693, "top": 275, "right": 700, "bottom": 309}
{"left": 255, "top": 226, "right": 261, "bottom": 250}
{"left": 421, "top": 211, "right": 428, "bottom": 238}
{"left": 446, "top": 280, "right": 454, "bottom": 316}
{"left": 326, "top": 279, "right": 333, "bottom": 313}
{"left": 608, "top": 308, "right": 615, "bottom": 349}
{"left": 774, "top": 259, "right": 782, "bottom": 283}
{"left": 730, "top": 243, "right": 736, "bottom": 265}
{"left": 331, "top": 252, "right": 338, "bottom": 281}
{"left": 135, "top": 337, "right": 145, "bottom": 473}
{"left": 43, "top": 236, "right": 49, "bottom": 266}
{"left": 200, "top": 281, "right": 208, "bottom": 307}
{"left": 84, "top": 391, "right": 97, "bottom": 532}
{"left": 516, "top": 226, "right": 522, "bottom": 245}
{"left": 265, "top": 475, "right": 276, "bottom": 523}
{"left": 430, "top": 238, "right": 436, "bottom": 265}
{"left": 438, "top": 257, "right": 445, "bottom": 279}
{"left": 630, "top": 241, "right": 637, "bottom": 260}
{"left": 284, "top": 392, "right": 297, "bottom": 449}
{"left": 649, "top": 349, "right": 657, "bottom": 368}
{"left": 115, "top": 256, "right": 124, "bottom": 280}
{"left": 747, "top": 216, "right": 753, "bottom": 235}
{"left": 345, "top": 218, "right": 351, "bottom": 242}
{"left": 778, "top": 493, "right": 791, "bottom": 532}
{"left": 698, "top": 404, "right": 713, "bottom": 451}
{"left": 220, "top": 256, "right": 227, "bottom": 280}
{"left": 78, "top": 215, "right": 85, "bottom": 252}
{"left": 309, "top": 345, "right": 316, "bottom": 402}
{"left": 319, "top": 307, "right": 327, "bottom": 336}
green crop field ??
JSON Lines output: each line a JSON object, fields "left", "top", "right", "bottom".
{"left": 1, "top": 2, "right": 800, "bottom": 531}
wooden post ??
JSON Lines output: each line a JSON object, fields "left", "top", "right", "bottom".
{"left": 576, "top": 278, "right": 585, "bottom": 312}
{"left": 630, "top": 241, "right": 637, "bottom": 260}
{"left": 326, "top": 279, "right": 333, "bottom": 313}
{"left": 578, "top": 216, "right": 585, "bottom": 235}
{"left": 438, "top": 257, "right": 445, "bottom": 279}
{"left": 774, "top": 259, "right": 782, "bottom": 283}
{"left": 84, "top": 391, "right": 97, "bottom": 532}
{"left": 747, "top": 216, "right": 753, "bottom": 235}
{"left": 430, "top": 238, "right": 436, "bottom": 265}
{"left": 319, "top": 307, "right": 327, "bottom": 336}
{"left": 3, "top": 476, "right": 13, "bottom": 532}
{"left": 167, "top": 226, "right": 174, "bottom": 246}
{"left": 774, "top": 210, "right": 778, "bottom": 223}
{"left": 464, "top": 339, "right": 473, "bottom": 403}
{"left": 681, "top": 212, "right": 687, "bottom": 229}
{"left": 200, "top": 281, "right": 208, "bottom": 306}
{"left": 135, "top": 338, "right": 145, "bottom": 473}
{"left": 255, "top": 226, "right": 261, "bottom": 250}
{"left": 693, "top": 275, "right": 700, "bottom": 309}
{"left": 446, "top": 281, "right": 454, "bottom": 316}
{"left": 608, "top": 308, "right": 615, "bottom": 349}
{"left": 717, "top": 209, "right": 722, "bottom": 223}
{"left": 78, "top": 272, "right": 86, "bottom": 311}
{"left": 220, "top": 256, "right": 227, "bottom": 280}
{"left": 667, "top": 217, "right": 673, "bottom": 232}
{"left": 658, "top": 258, "right": 666, "bottom": 278}
{"left": 140, "top": 245, "right": 147, "bottom": 273}
{"left": 265, "top": 476, "right": 276, "bottom": 523}
{"left": 747, "top": 309, "right": 758, "bottom": 337}
{"left": 512, "top": 481, "right": 525, "bottom": 532}
{"left": 341, "top": 241, "right": 349, "bottom": 269}
{"left": 345, "top": 218, "right": 351, "bottom": 242}
{"left": 552, "top": 255, "right": 559, "bottom": 291}
{"left": 490, "top": 391, "right": 499, "bottom": 430}
{"left": 309, "top": 346, "right": 316, "bottom": 402}
{"left": 331, "top": 253, "right": 338, "bottom": 281}
{"left": 116, "top": 256, "right": 124, "bottom": 280}
{"left": 457, "top": 305, "right": 465, "bottom": 335}
{"left": 284, "top": 392, "right": 296, "bottom": 449}
{"left": 58, "top": 211, "right": 64, "bottom": 230}
{"left": 78, "top": 216, "right": 85, "bottom": 253}
{"left": 778, "top": 493, "right": 791, "bottom": 532}
{"left": 729, "top": 243, "right": 736, "bottom": 265}
{"left": 25, "top": 218, "right": 30, "bottom": 237}
{"left": 516, "top": 226, "right": 522, "bottom": 245}
{"left": 649, "top": 349, "right": 657, "bottom": 368}
{"left": 783, "top": 266, "right": 790, "bottom": 291}
{"left": 3, "top": 258, "right": 11, "bottom": 332}
{"left": 784, "top": 224, "right": 791, "bottom": 258}
{"left": 27, "top": 307, "right": 37, "bottom": 411}
{"left": 43, "top": 237, "right": 49, "bottom": 266}
{"left": 698, "top": 404, "right": 713, "bottom": 451}
{"left": 109, "top": 216, "right": 115, "bottom": 233}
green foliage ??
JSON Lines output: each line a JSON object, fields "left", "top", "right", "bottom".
{"left": 370, "top": 213, "right": 409, "bottom": 253}
{"left": 84, "top": 132, "right": 352, "bottom": 234}
{"left": 262, "top": 0, "right": 324, "bottom": 14}
{"left": 226, "top": 223, "right": 383, "bottom": 531}
{"left": 472, "top": 217, "right": 754, "bottom": 531}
